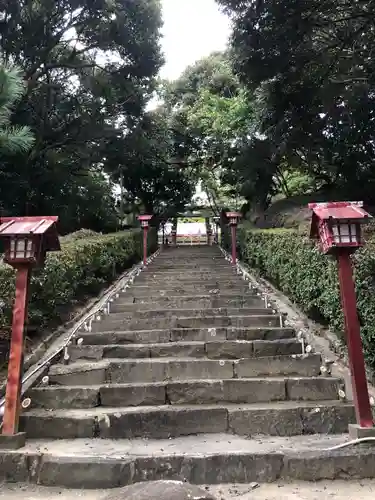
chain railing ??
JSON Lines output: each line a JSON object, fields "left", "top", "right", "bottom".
{"left": 218, "top": 245, "right": 316, "bottom": 360}
{"left": 0, "top": 248, "right": 161, "bottom": 425}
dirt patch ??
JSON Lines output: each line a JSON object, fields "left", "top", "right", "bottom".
{"left": 1, "top": 482, "right": 375, "bottom": 499}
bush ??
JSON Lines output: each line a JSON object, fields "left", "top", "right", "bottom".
{"left": 61, "top": 229, "right": 100, "bottom": 242}
{"left": 238, "top": 228, "right": 375, "bottom": 371}
{"left": 0, "top": 229, "right": 157, "bottom": 338}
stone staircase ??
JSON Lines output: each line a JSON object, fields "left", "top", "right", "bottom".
{"left": 3, "top": 246, "right": 375, "bottom": 488}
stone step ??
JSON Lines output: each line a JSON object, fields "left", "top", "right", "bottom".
{"left": 5, "top": 433, "right": 373, "bottom": 488}
{"left": 132, "top": 279, "right": 245, "bottom": 287}
{"left": 111, "top": 295, "right": 265, "bottom": 312}
{"left": 138, "top": 280, "right": 244, "bottom": 290}
{"left": 127, "top": 286, "right": 252, "bottom": 297}
{"left": 136, "top": 273, "right": 239, "bottom": 283}
{"left": 151, "top": 260, "right": 227, "bottom": 264}
{"left": 149, "top": 264, "right": 231, "bottom": 271}
{"left": 67, "top": 339, "right": 302, "bottom": 362}
{"left": 140, "top": 269, "right": 237, "bottom": 278}
{"left": 28, "top": 377, "right": 342, "bottom": 409}
{"left": 91, "top": 314, "right": 282, "bottom": 332}
{"left": 47, "top": 354, "right": 322, "bottom": 385}
{"left": 20, "top": 401, "right": 355, "bottom": 440}
{"left": 102, "top": 307, "right": 275, "bottom": 322}
{"left": 79, "top": 326, "right": 296, "bottom": 345}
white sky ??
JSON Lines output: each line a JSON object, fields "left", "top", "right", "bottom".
{"left": 159, "top": 0, "right": 231, "bottom": 81}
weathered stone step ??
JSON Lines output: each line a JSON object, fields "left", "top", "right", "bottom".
{"left": 132, "top": 280, "right": 245, "bottom": 289}
{"left": 79, "top": 326, "right": 296, "bottom": 345}
{"left": 103, "top": 307, "right": 275, "bottom": 322}
{"left": 136, "top": 273, "right": 238, "bottom": 283}
{"left": 138, "top": 280, "right": 244, "bottom": 287}
{"left": 28, "top": 377, "right": 342, "bottom": 409}
{"left": 6, "top": 433, "right": 373, "bottom": 488}
{"left": 141, "top": 269, "right": 237, "bottom": 277}
{"left": 150, "top": 263, "right": 228, "bottom": 267}
{"left": 149, "top": 264, "right": 231, "bottom": 271}
{"left": 112, "top": 295, "right": 265, "bottom": 312}
{"left": 20, "top": 400, "right": 354, "bottom": 439}
{"left": 127, "top": 282, "right": 254, "bottom": 298}
{"left": 138, "top": 280, "right": 244, "bottom": 290}
{"left": 47, "top": 354, "right": 322, "bottom": 385}
{"left": 91, "top": 314, "right": 282, "bottom": 332}
{"left": 68, "top": 338, "right": 302, "bottom": 362}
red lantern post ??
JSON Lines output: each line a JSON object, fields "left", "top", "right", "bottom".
{"left": 0, "top": 216, "right": 60, "bottom": 449}
{"left": 308, "top": 201, "right": 375, "bottom": 438}
{"left": 137, "top": 215, "right": 152, "bottom": 266}
{"left": 226, "top": 212, "right": 242, "bottom": 265}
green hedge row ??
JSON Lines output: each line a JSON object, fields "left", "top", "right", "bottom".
{"left": 238, "top": 229, "right": 375, "bottom": 371}
{"left": 0, "top": 229, "right": 157, "bottom": 338}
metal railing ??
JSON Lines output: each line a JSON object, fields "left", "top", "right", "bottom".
{"left": 0, "top": 248, "right": 161, "bottom": 424}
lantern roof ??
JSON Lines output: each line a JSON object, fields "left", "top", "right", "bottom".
{"left": 0, "top": 216, "right": 60, "bottom": 251}
{"left": 308, "top": 201, "right": 370, "bottom": 221}
{"left": 308, "top": 201, "right": 371, "bottom": 239}
{"left": 137, "top": 214, "right": 153, "bottom": 221}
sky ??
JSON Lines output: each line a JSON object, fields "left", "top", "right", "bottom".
{"left": 159, "top": 0, "right": 231, "bottom": 81}
{"left": 157, "top": 1, "right": 231, "bottom": 203}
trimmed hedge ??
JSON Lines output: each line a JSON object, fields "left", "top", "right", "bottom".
{"left": 238, "top": 229, "right": 375, "bottom": 371}
{"left": 0, "top": 229, "right": 157, "bottom": 338}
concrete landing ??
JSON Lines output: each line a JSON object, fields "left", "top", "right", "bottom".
{"left": 2, "top": 481, "right": 375, "bottom": 500}
{"left": 2, "top": 434, "right": 375, "bottom": 488}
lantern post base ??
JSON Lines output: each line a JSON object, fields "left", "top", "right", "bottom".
{"left": 0, "top": 432, "right": 26, "bottom": 450}
{"left": 349, "top": 423, "right": 375, "bottom": 440}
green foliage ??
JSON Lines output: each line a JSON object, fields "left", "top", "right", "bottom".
{"left": 0, "top": 229, "right": 157, "bottom": 337}
{"left": 162, "top": 51, "right": 255, "bottom": 212}
{"left": 0, "top": 64, "right": 34, "bottom": 154}
{"left": 238, "top": 229, "right": 375, "bottom": 371}
{"left": 217, "top": 0, "right": 375, "bottom": 203}
{"left": 61, "top": 229, "right": 100, "bottom": 242}
{"left": 0, "top": 0, "right": 164, "bottom": 232}
{"left": 104, "top": 110, "right": 195, "bottom": 217}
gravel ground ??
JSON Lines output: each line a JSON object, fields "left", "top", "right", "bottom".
{"left": 1, "top": 482, "right": 375, "bottom": 499}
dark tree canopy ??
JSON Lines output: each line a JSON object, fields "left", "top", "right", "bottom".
{"left": 103, "top": 110, "right": 195, "bottom": 217}
{"left": 217, "top": 0, "right": 375, "bottom": 204}
{"left": 0, "top": 0, "right": 172, "bottom": 232}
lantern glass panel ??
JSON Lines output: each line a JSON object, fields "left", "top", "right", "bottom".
{"left": 8, "top": 237, "right": 34, "bottom": 260}
{"left": 26, "top": 239, "right": 33, "bottom": 257}
{"left": 16, "top": 239, "right": 26, "bottom": 259}
{"left": 16, "top": 238, "right": 33, "bottom": 259}
{"left": 332, "top": 222, "right": 359, "bottom": 244}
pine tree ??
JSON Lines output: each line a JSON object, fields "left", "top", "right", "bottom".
{"left": 0, "top": 64, "right": 34, "bottom": 154}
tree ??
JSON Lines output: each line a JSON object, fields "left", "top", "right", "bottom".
{"left": 162, "top": 52, "right": 256, "bottom": 212}
{"left": 0, "top": 63, "right": 34, "bottom": 154}
{"left": 104, "top": 110, "right": 195, "bottom": 218}
{"left": 217, "top": 0, "right": 375, "bottom": 201}
{"left": 0, "top": 0, "right": 164, "bottom": 230}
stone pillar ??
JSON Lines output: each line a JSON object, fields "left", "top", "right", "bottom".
{"left": 205, "top": 217, "right": 211, "bottom": 245}
{"left": 172, "top": 218, "right": 177, "bottom": 246}
{"left": 171, "top": 230, "right": 177, "bottom": 246}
